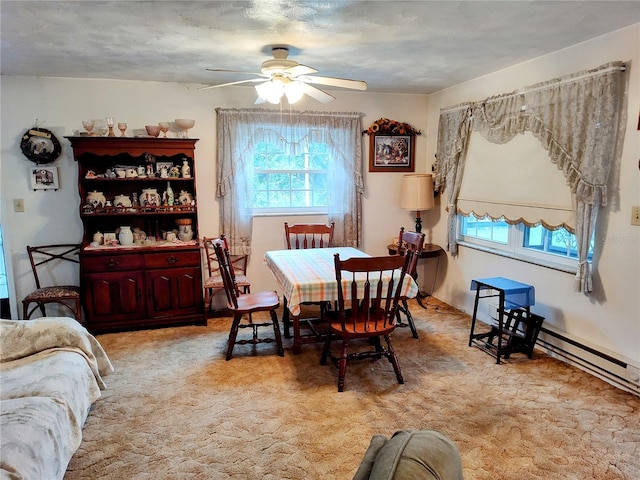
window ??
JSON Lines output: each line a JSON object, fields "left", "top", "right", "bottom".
{"left": 459, "top": 214, "right": 593, "bottom": 271}
{"left": 253, "top": 141, "right": 331, "bottom": 213}
{"left": 216, "top": 108, "right": 363, "bottom": 251}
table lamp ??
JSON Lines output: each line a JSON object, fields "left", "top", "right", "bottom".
{"left": 400, "top": 174, "right": 435, "bottom": 233}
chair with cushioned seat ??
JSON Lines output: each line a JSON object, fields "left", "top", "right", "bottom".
{"left": 22, "top": 244, "right": 82, "bottom": 321}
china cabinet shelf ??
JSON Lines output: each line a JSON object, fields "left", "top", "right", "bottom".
{"left": 66, "top": 136, "right": 205, "bottom": 334}
{"left": 81, "top": 206, "right": 197, "bottom": 216}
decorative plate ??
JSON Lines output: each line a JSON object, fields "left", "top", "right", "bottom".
{"left": 20, "top": 127, "right": 62, "bottom": 164}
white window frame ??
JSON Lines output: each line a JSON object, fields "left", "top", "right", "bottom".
{"left": 250, "top": 138, "right": 332, "bottom": 217}
{"left": 457, "top": 214, "right": 588, "bottom": 273}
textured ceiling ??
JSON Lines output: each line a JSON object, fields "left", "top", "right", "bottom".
{"left": 1, "top": 1, "right": 639, "bottom": 95}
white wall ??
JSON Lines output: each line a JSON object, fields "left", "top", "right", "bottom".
{"left": 424, "top": 24, "right": 640, "bottom": 367}
{"left": 0, "top": 77, "right": 428, "bottom": 316}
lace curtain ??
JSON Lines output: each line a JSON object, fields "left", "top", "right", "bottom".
{"left": 216, "top": 108, "right": 364, "bottom": 255}
{"left": 434, "top": 61, "right": 626, "bottom": 292}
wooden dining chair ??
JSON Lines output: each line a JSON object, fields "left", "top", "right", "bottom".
{"left": 22, "top": 244, "right": 82, "bottom": 321}
{"left": 284, "top": 221, "right": 335, "bottom": 250}
{"left": 321, "top": 251, "right": 414, "bottom": 392}
{"left": 212, "top": 238, "right": 284, "bottom": 360}
{"left": 283, "top": 221, "right": 336, "bottom": 339}
{"left": 395, "top": 227, "right": 426, "bottom": 338}
{"left": 203, "top": 235, "right": 250, "bottom": 314}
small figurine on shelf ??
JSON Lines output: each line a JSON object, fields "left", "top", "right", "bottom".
{"left": 169, "top": 166, "right": 181, "bottom": 178}
{"left": 166, "top": 181, "right": 174, "bottom": 206}
{"left": 181, "top": 159, "right": 191, "bottom": 178}
{"left": 145, "top": 153, "right": 156, "bottom": 176}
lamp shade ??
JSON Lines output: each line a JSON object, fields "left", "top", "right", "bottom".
{"left": 401, "top": 174, "right": 435, "bottom": 211}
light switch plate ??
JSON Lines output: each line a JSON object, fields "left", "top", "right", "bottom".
{"left": 631, "top": 206, "right": 640, "bottom": 226}
{"left": 13, "top": 198, "right": 25, "bottom": 212}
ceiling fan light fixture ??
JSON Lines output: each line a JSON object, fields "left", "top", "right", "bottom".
{"left": 255, "top": 79, "right": 284, "bottom": 104}
{"left": 284, "top": 80, "right": 304, "bottom": 104}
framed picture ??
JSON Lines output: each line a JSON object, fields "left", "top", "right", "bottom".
{"left": 103, "top": 232, "right": 117, "bottom": 245}
{"left": 369, "top": 134, "right": 415, "bottom": 172}
{"left": 30, "top": 166, "right": 60, "bottom": 190}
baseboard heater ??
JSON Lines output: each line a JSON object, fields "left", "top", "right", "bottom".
{"left": 536, "top": 326, "right": 640, "bottom": 396}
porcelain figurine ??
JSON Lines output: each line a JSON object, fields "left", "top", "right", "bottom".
{"left": 92, "top": 231, "right": 104, "bottom": 245}
{"left": 178, "top": 190, "right": 193, "bottom": 205}
{"left": 165, "top": 182, "right": 174, "bottom": 206}
{"left": 86, "top": 191, "right": 106, "bottom": 208}
{"left": 140, "top": 188, "right": 161, "bottom": 207}
{"left": 114, "top": 194, "right": 132, "bottom": 208}
{"left": 181, "top": 159, "right": 191, "bottom": 178}
{"left": 132, "top": 228, "right": 147, "bottom": 244}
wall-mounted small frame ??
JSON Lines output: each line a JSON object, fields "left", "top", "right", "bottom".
{"left": 30, "top": 166, "right": 59, "bottom": 191}
{"left": 369, "top": 134, "right": 415, "bottom": 172}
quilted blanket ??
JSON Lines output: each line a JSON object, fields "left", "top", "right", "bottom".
{"left": 0, "top": 317, "right": 114, "bottom": 480}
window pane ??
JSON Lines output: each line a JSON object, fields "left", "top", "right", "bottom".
{"left": 309, "top": 153, "right": 329, "bottom": 169}
{"left": 270, "top": 154, "right": 290, "bottom": 170}
{"left": 254, "top": 191, "right": 268, "bottom": 208}
{"left": 291, "top": 173, "right": 306, "bottom": 189}
{"left": 270, "top": 190, "right": 291, "bottom": 207}
{"left": 313, "top": 190, "right": 328, "bottom": 206}
{"left": 268, "top": 173, "right": 290, "bottom": 190}
{"left": 254, "top": 173, "right": 268, "bottom": 190}
{"left": 254, "top": 154, "right": 268, "bottom": 169}
{"left": 462, "top": 214, "right": 508, "bottom": 245}
{"left": 251, "top": 139, "right": 330, "bottom": 211}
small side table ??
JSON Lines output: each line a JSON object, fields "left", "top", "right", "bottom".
{"left": 469, "top": 277, "right": 544, "bottom": 364}
{"left": 387, "top": 243, "right": 443, "bottom": 309}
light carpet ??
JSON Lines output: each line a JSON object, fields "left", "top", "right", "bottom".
{"left": 65, "top": 299, "right": 640, "bottom": 479}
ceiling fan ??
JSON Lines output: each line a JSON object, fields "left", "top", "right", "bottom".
{"left": 199, "top": 46, "right": 367, "bottom": 104}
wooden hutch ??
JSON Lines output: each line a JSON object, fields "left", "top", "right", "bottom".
{"left": 66, "top": 136, "right": 205, "bottom": 333}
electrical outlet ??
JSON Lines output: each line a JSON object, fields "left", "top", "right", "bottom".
{"left": 632, "top": 206, "right": 640, "bottom": 226}
{"left": 13, "top": 198, "right": 25, "bottom": 213}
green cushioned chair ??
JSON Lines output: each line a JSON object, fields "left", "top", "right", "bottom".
{"left": 353, "top": 430, "right": 464, "bottom": 480}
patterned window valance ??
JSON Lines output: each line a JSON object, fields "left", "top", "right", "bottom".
{"left": 434, "top": 61, "right": 627, "bottom": 293}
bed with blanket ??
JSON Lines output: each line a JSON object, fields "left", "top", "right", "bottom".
{"left": 0, "top": 317, "right": 113, "bottom": 480}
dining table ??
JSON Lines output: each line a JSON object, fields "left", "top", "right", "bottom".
{"left": 264, "top": 247, "right": 419, "bottom": 354}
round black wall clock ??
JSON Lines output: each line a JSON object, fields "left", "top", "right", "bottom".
{"left": 20, "top": 127, "right": 62, "bottom": 164}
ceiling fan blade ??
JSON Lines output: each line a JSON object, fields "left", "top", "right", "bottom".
{"left": 299, "top": 75, "right": 367, "bottom": 91}
{"left": 198, "top": 78, "right": 264, "bottom": 90}
{"left": 283, "top": 64, "right": 318, "bottom": 77}
{"left": 300, "top": 83, "right": 335, "bottom": 104}
{"left": 206, "top": 68, "right": 264, "bottom": 76}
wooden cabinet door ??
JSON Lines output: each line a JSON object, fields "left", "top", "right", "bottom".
{"left": 145, "top": 266, "right": 203, "bottom": 318}
{"left": 83, "top": 270, "right": 145, "bottom": 325}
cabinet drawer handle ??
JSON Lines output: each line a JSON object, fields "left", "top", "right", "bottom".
{"left": 106, "top": 259, "right": 120, "bottom": 268}
{"left": 166, "top": 256, "right": 179, "bottom": 265}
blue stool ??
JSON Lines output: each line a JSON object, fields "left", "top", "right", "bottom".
{"left": 469, "top": 277, "right": 544, "bottom": 363}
